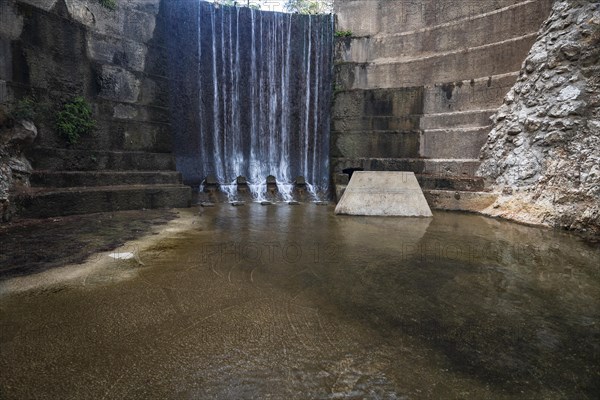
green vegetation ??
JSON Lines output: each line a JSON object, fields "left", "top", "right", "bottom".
{"left": 11, "top": 97, "right": 37, "bottom": 121}
{"left": 335, "top": 30, "right": 352, "bottom": 38}
{"left": 216, "top": 0, "right": 236, "bottom": 6}
{"left": 285, "top": 0, "right": 332, "bottom": 14}
{"left": 99, "top": 0, "right": 117, "bottom": 11}
{"left": 213, "top": 0, "right": 331, "bottom": 14}
{"left": 56, "top": 97, "right": 96, "bottom": 145}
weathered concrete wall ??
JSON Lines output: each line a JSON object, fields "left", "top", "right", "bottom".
{"left": 332, "top": 0, "right": 554, "bottom": 175}
{"left": 0, "top": 0, "right": 192, "bottom": 220}
{"left": 478, "top": 0, "right": 600, "bottom": 237}
{"left": 0, "top": 0, "right": 171, "bottom": 155}
{"left": 331, "top": 87, "right": 422, "bottom": 159}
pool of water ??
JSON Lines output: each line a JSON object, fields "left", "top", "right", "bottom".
{"left": 0, "top": 205, "right": 598, "bottom": 399}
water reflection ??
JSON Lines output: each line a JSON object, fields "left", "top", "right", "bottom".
{"left": 0, "top": 206, "right": 598, "bottom": 399}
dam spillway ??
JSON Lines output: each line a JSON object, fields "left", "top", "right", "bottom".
{"left": 166, "top": 1, "right": 334, "bottom": 201}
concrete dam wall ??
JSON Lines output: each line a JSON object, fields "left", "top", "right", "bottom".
{"left": 331, "top": 0, "right": 554, "bottom": 185}
{"left": 2, "top": 0, "right": 557, "bottom": 217}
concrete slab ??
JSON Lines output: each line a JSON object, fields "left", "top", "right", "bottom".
{"left": 334, "top": 171, "right": 432, "bottom": 217}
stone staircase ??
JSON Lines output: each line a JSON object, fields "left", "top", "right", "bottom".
{"left": 331, "top": 76, "right": 509, "bottom": 211}
{"left": 331, "top": 75, "right": 505, "bottom": 211}
{"left": 16, "top": 147, "right": 191, "bottom": 218}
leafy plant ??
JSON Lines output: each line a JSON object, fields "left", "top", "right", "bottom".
{"left": 335, "top": 30, "right": 352, "bottom": 38}
{"left": 217, "top": 0, "right": 236, "bottom": 6}
{"left": 11, "top": 97, "right": 36, "bottom": 121}
{"left": 56, "top": 97, "right": 96, "bottom": 145}
{"left": 214, "top": 0, "right": 262, "bottom": 9}
{"left": 99, "top": 0, "right": 117, "bottom": 11}
{"left": 285, "top": 0, "right": 332, "bottom": 14}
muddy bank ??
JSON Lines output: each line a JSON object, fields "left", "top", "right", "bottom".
{"left": 0, "top": 209, "right": 178, "bottom": 280}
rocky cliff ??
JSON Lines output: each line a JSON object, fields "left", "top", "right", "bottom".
{"left": 478, "top": 0, "right": 600, "bottom": 237}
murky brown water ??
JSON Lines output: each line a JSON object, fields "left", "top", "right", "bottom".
{"left": 1, "top": 205, "right": 598, "bottom": 399}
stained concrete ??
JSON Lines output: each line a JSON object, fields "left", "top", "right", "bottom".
{"left": 335, "top": 171, "right": 432, "bottom": 216}
{"left": 0, "top": 0, "right": 191, "bottom": 219}
{"left": 331, "top": 0, "right": 554, "bottom": 200}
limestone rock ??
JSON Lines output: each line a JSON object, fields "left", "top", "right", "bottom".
{"left": 0, "top": 0, "right": 24, "bottom": 39}
{"left": 18, "top": 0, "right": 58, "bottom": 12}
{"left": 98, "top": 65, "right": 141, "bottom": 103}
{"left": 478, "top": 0, "right": 600, "bottom": 237}
{"left": 1, "top": 120, "right": 38, "bottom": 151}
{"left": 0, "top": 118, "right": 38, "bottom": 221}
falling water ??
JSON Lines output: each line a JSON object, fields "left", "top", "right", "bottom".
{"left": 166, "top": 1, "right": 334, "bottom": 202}
{"left": 220, "top": 181, "right": 239, "bottom": 202}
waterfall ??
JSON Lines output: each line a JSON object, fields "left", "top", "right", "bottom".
{"left": 166, "top": 1, "right": 334, "bottom": 202}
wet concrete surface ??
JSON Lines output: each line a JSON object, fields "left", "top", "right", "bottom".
{"left": 0, "top": 205, "right": 599, "bottom": 399}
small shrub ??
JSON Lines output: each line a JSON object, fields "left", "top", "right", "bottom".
{"left": 99, "top": 0, "right": 117, "bottom": 11}
{"left": 335, "top": 30, "right": 352, "bottom": 38}
{"left": 56, "top": 97, "right": 96, "bottom": 145}
{"left": 11, "top": 97, "right": 36, "bottom": 121}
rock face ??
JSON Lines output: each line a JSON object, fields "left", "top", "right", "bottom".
{"left": 0, "top": 115, "right": 38, "bottom": 221}
{"left": 478, "top": 0, "right": 600, "bottom": 236}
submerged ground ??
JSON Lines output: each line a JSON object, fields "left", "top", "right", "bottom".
{"left": 0, "top": 205, "right": 598, "bottom": 399}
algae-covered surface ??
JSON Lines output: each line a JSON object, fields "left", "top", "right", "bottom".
{"left": 0, "top": 205, "right": 598, "bottom": 399}
{"left": 0, "top": 210, "right": 177, "bottom": 279}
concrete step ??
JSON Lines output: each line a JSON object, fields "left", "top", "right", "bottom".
{"left": 334, "top": 173, "right": 484, "bottom": 193}
{"left": 332, "top": 87, "right": 424, "bottom": 120}
{"left": 423, "top": 190, "right": 497, "bottom": 212}
{"left": 416, "top": 175, "right": 485, "bottom": 192}
{"left": 423, "top": 73, "right": 518, "bottom": 114}
{"left": 333, "top": 177, "right": 488, "bottom": 205}
{"left": 15, "top": 184, "right": 192, "bottom": 218}
{"left": 30, "top": 171, "right": 183, "bottom": 188}
{"left": 420, "top": 126, "right": 490, "bottom": 159}
{"left": 333, "top": 74, "right": 513, "bottom": 127}
{"left": 332, "top": 115, "right": 421, "bottom": 132}
{"left": 27, "top": 147, "right": 176, "bottom": 171}
{"left": 33, "top": 118, "right": 173, "bottom": 153}
{"left": 335, "top": 0, "right": 533, "bottom": 36}
{"left": 331, "top": 157, "right": 481, "bottom": 177}
{"left": 336, "top": 34, "right": 537, "bottom": 89}
{"left": 420, "top": 109, "right": 495, "bottom": 129}
{"left": 332, "top": 130, "right": 420, "bottom": 158}
{"left": 337, "top": 0, "right": 552, "bottom": 63}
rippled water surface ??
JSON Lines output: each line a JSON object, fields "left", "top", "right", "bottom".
{"left": 1, "top": 205, "right": 598, "bottom": 399}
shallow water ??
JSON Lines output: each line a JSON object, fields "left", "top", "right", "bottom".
{"left": 0, "top": 205, "right": 598, "bottom": 399}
